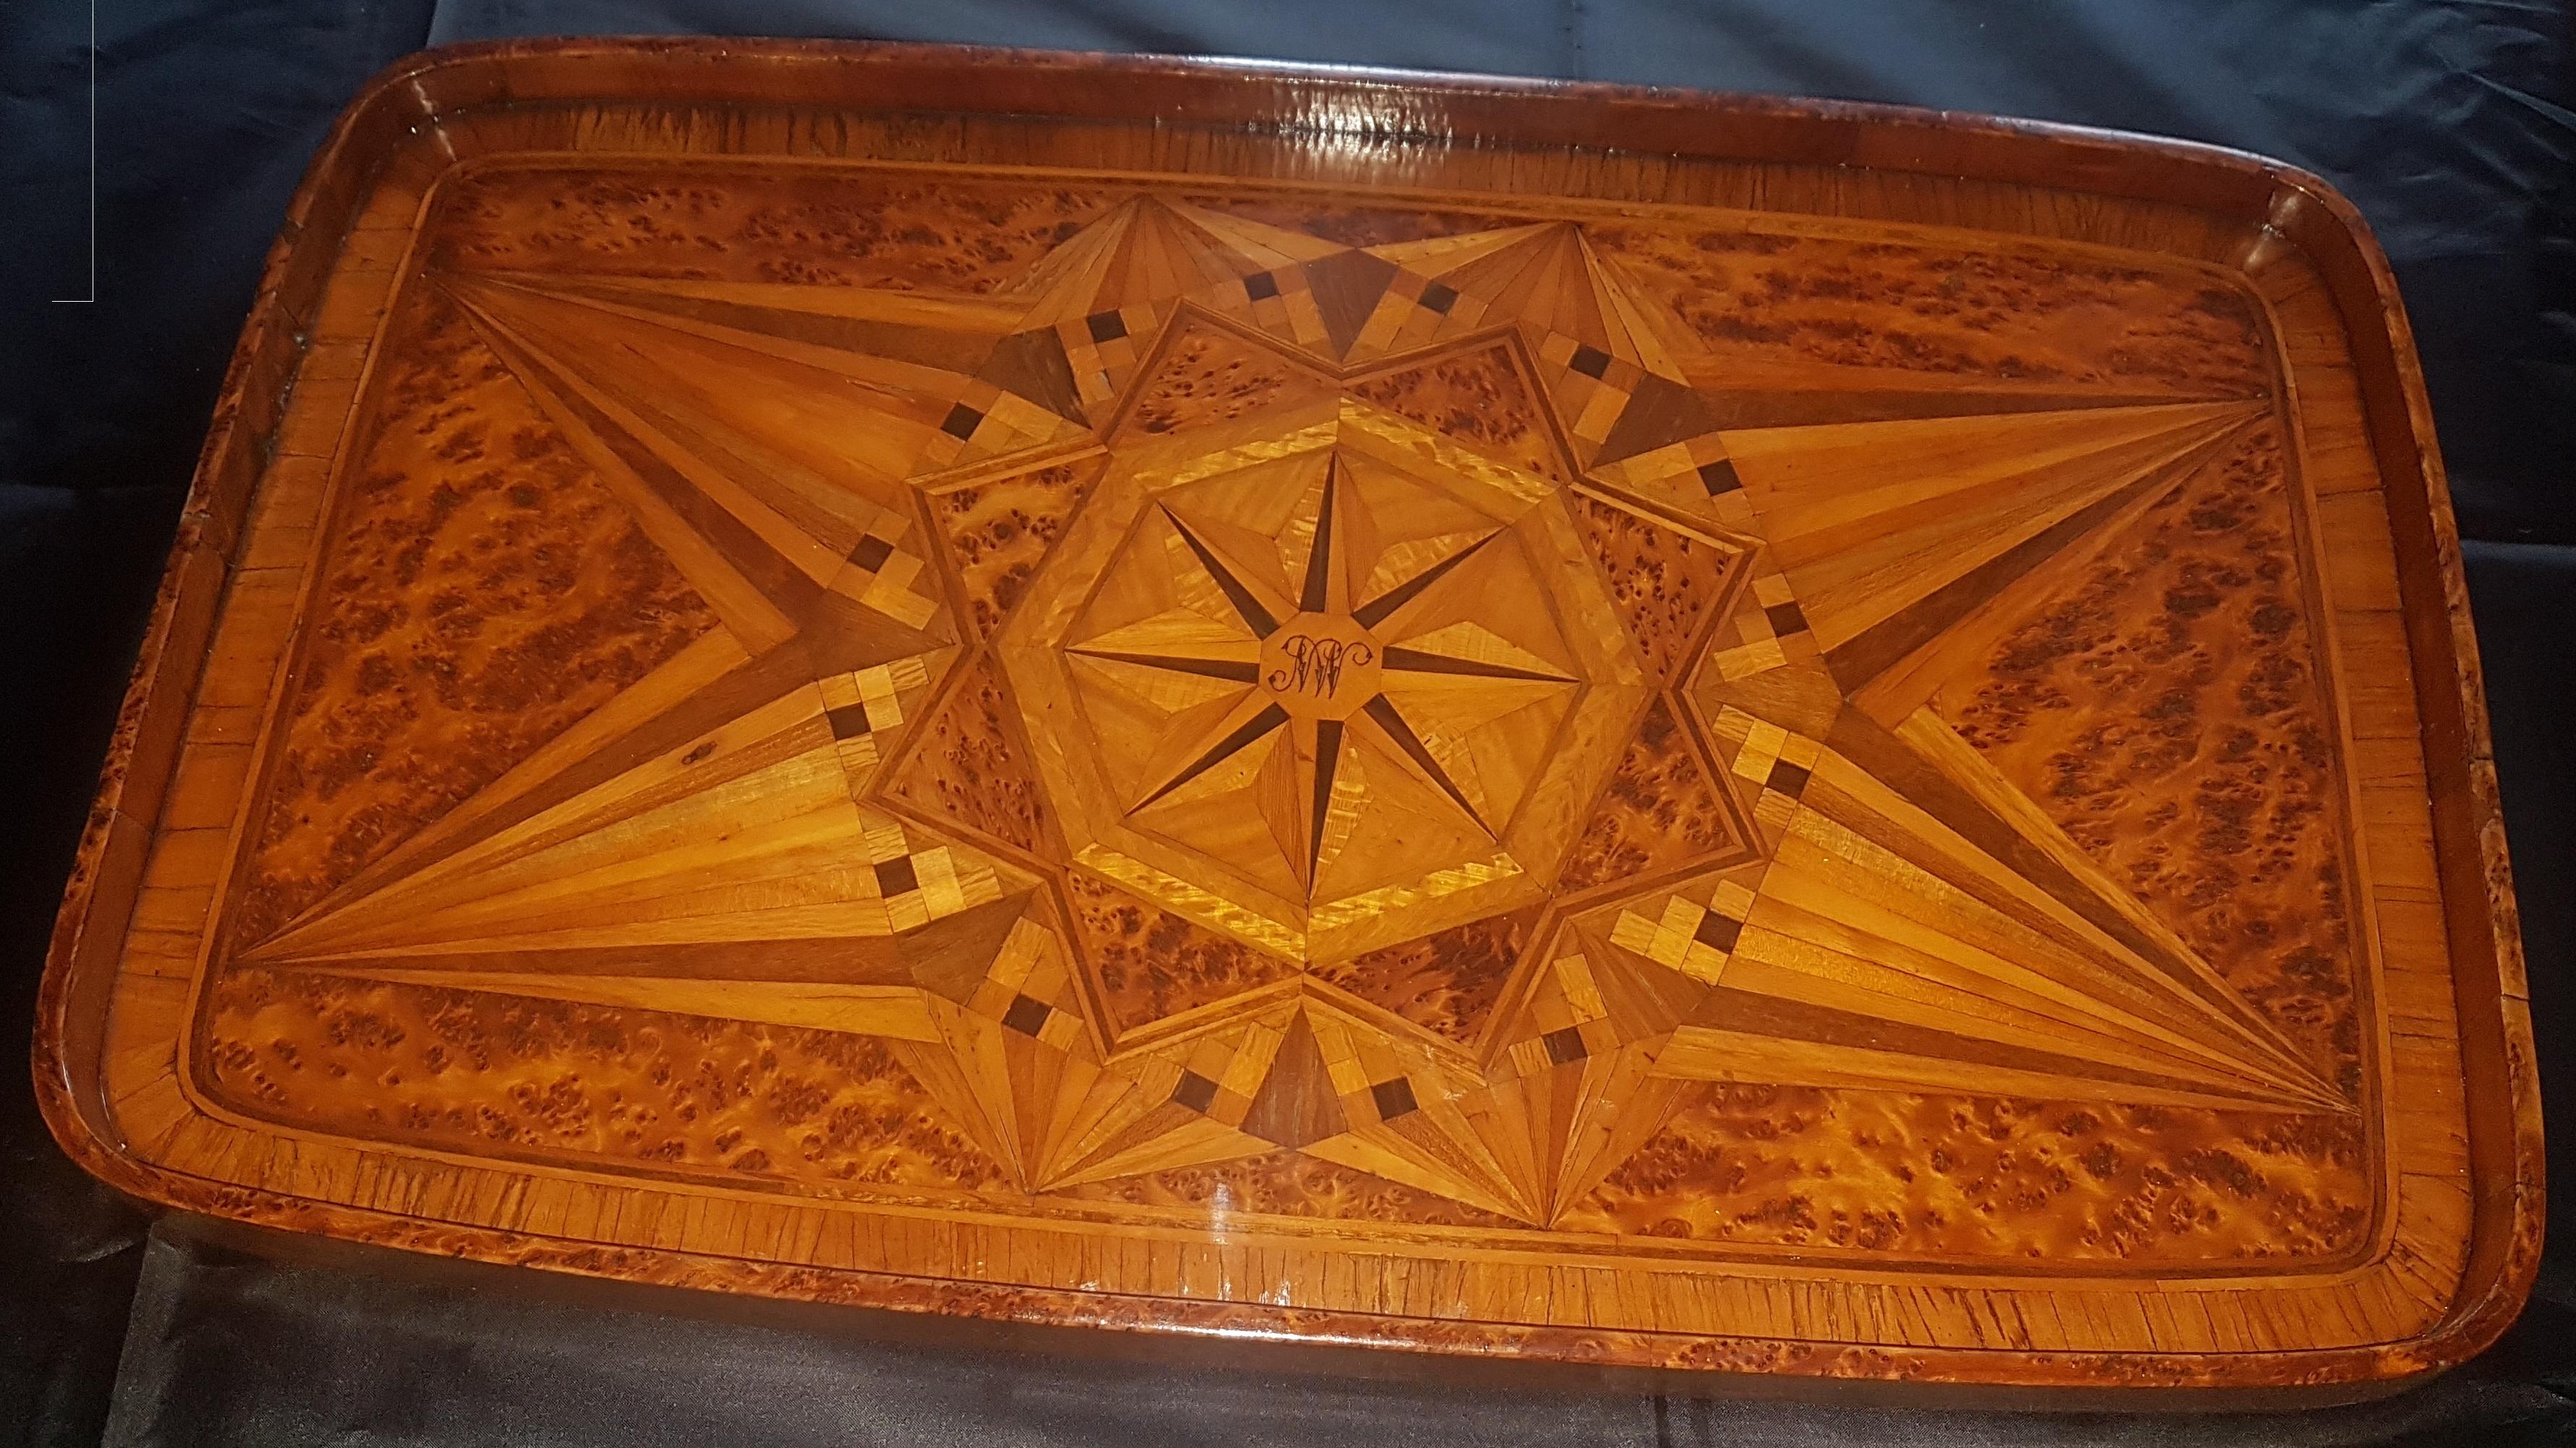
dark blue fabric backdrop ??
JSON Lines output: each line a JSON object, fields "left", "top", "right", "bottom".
{"left": 2, "top": 4, "right": 2569, "bottom": 1443}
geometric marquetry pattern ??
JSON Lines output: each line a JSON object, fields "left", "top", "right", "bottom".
{"left": 221, "top": 190, "right": 2352, "bottom": 1234}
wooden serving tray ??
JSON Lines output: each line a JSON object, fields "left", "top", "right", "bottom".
{"left": 36, "top": 40, "right": 2538, "bottom": 1401}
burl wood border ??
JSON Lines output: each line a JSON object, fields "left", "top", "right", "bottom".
{"left": 30, "top": 40, "right": 2537, "bottom": 1402}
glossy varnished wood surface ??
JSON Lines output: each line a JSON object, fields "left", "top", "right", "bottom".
{"left": 33, "top": 40, "right": 2536, "bottom": 1401}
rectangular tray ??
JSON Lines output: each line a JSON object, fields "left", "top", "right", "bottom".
{"left": 35, "top": 38, "right": 2538, "bottom": 1402}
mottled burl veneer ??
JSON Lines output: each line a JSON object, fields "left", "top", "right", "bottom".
{"left": 1067, "top": 871, "right": 1301, "bottom": 1035}
{"left": 1588, "top": 224, "right": 2271, "bottom": 397}
{"left": 235, "top": 288, "right": 718, "bottom": 947}
{"left": 1939, "top": 422, "right": 2361, "bottom": 1083}
{"left": 433, "top": 166, "right": 1110, "bottom": 292}
{"left": 1570, "top": 1088, "right": 2367, "bottom": 1261}
{"left": 885, "top": 656, "right": 1048, "bottom": 852}
{"left": 1308, "top": 910, "right": 1536, "bottom": 1046}
{"left": 1349, "top": 343, "right": 1569, "bottom": 481}
{"left": 929, "top": 462, "right": 1100, "bottom": 642}
{"left": 203, "top": 968, "right": 1016, "bottom": 1191}
{"left": 1559, "top": 699, "right": 1748, "bottom": 889}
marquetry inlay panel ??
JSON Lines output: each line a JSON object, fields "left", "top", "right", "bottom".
{"left": 38, "top": 42, "right": 2534, "bottom": 1401}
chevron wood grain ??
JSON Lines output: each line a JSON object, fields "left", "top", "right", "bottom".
{"left": 33, "top": 41, "right": 2535, "bottom": 1405}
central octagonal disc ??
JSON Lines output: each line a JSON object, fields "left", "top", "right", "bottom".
{"left": 998, "top": 340, "right": 1652, "bottom": 962}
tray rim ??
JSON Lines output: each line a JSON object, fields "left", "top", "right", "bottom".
{"left": 29, "top": 35, "right": 2539, "bottom": 1401}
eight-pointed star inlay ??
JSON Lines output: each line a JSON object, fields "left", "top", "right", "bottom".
{"left": 1003, "top": 379, "right": 1652, "bottom": 967}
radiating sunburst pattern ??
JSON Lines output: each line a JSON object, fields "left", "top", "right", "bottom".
{"left": 201, "top": 185, "right": 2365, "bottom": 1249}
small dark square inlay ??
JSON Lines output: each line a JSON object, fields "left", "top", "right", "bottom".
{"left": 1244, "top": 271, "right": 1280, "bottom": 301}
{"left": 1170, "top": 1070, "right": 1220, "bottom": 1113}
{"left": 1764, "top": 600, "right": 1809, "bottom": 637}
{"left": 849, "top": 534, "right": 895, "bottom": 572}
{"left": 1569, "top": 344, "right": 1612, "bottom": 379}
{"left": 1085, "top": 310, "right": 1128, "bottom": 343}
{"left": 1418, "top": 281, "right": 1458, "bottom": 314}
{"left": 873, "top": 855, "right": 919, "bottom": 897}
{"left": 1542, "top": 1026, "right": 1588, "bottom": 1065}
{"left": 826, "top": 703, "right": 875, "bottom": 741}
{"left": 940, "top": 402, "right": 983, "bottom": 441}
{"left": 1001, "top": 994, "right": 1051, "bottom": 1037}
{"left": 1694, "top": 910, "right": 1743, "bottom": 953}
{"left": 1370, "top": 1077, "right": 1419, "bottom": 1120}
{"left": 1698, "top": 457, "right": 1743, "bottom": 496}
{"left": 1767, "top": 759, "right": 1812, "bottom": 799}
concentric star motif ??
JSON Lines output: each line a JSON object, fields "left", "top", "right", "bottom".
{"left": 211, "top": 191, "right": 2360, "bottom": 1231}
{"left": 1005, "top": 377, "right": 1652, "bottom": 964}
